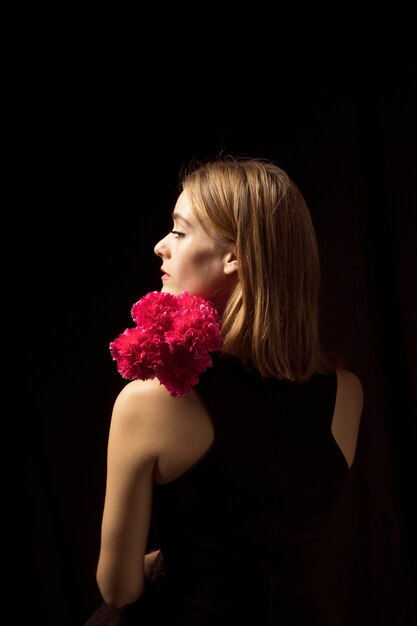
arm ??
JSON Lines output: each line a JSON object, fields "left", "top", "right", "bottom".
{"left": 96, "top": 380, "right": 160, "bottom": 608}
{"left": 145, "top": 549, "right": 167, "bottom": 590}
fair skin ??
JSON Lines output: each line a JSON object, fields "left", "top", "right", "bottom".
{"left": 96, "top": 191, "right": 363, "bottom": 607}
{"left": 96, "top": 378, "right": 217, "bottom": 607}
{"left": 96, "top": 191, "right": 237, "bottom": 607}
{"left": 153, "top": 189, "right": 238, "bottom": 311}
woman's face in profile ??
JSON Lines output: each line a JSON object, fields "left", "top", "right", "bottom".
{"left": 154, "top": 190, "right": 236, "bottom": 311}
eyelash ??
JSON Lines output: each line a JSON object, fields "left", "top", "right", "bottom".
{"left": 171, "top": 230, "right": 185, "bottom": 238}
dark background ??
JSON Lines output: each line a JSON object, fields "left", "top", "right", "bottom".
{"left": 12, "top": 7, "right": 416, "bottom": 626}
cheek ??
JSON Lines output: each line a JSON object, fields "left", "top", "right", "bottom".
{"left": 190, "top": 252, "right": 227, "bottom": 293}
{"left": 190, "top": 247, "right": 222, "bottom": 272}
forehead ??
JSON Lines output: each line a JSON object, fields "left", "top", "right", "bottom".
{"left": 172, "top": 190, "right": 195, "bottom": 226}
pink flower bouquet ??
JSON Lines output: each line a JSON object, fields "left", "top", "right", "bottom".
{"left": 109, "top": 291, "right": 223, "bottom": 397}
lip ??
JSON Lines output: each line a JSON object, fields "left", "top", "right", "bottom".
{"left": 161, "top": 268, "right": 170, "bottom": 280}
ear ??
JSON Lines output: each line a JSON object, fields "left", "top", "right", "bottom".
{"left": 223, "top": 247, "right": 238, "bottom": 276}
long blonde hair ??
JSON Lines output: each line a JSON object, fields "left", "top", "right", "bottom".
{"left": 181, "top": 155, "right": 332, "bottom": 382}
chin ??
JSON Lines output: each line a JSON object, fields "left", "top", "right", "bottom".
{"left": 161, "top": 285, "right": 181, "bottom": 296}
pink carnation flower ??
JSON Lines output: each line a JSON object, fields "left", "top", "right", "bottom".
{"left": 109, "top": 291, "right": 222, "bottom": 397}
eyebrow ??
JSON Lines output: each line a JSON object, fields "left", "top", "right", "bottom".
{"left": 171, "top": 211, "right": 193, "bottom": 228}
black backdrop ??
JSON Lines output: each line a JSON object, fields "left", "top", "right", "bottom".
{"left": 13, "top": 8, "right": 416, "bottom": 626}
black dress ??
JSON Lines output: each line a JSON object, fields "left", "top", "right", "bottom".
{"left": 87, "top": 353, "right": 350, "bottom": 625}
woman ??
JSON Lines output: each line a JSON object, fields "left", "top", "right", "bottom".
{"left": 87, "top": 155, "right": 363, "bottom": 625}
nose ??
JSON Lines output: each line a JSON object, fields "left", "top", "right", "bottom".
{"left": 154, "top": 233, "right": 170, "bottom": 258}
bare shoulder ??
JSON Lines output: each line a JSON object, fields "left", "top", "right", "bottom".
{"left": 109, "top": 378, "right": 214, "bottom": 483}
{"left": 111, "top": 377, "right": 186, "bottom": 431}
{"left": 335, "top": 369, "right": 364, "bottom": 411}
{"left": 110, "top": 379, "right": 210, "bottom": 450}
{"left": 331, "top": 369, "right": 364, "bottom": 468}
{"left": 113, "top": 378, "right": 179, "bottom": 423}
{"left": 107, "top": 379, "right": 178, "bottom": 458}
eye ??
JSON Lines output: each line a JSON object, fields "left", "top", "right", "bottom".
{"left": 171, "top": 230, "right": 185, "bottom": 238}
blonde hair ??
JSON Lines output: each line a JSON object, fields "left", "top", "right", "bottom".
{"left": 181, "top": 155, "right": 332, "bottom": 382}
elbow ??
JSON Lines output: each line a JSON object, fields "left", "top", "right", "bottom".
{"left": 96, "top": 571, "right": 145, "bottom": 608}
{"left": 100, "top": 592, "right": 141, "bottom": 609}
{"left": 98, "top": 585, "right": 145, "bottom": 609}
